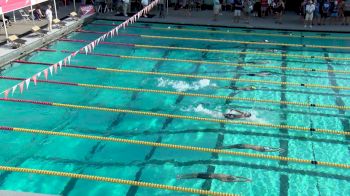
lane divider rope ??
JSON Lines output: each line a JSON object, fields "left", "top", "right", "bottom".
{"left": 28, "top": 48, "right": 350, "bottom": 75}
{"left": 58, "top": 38, "right": 350, "bottom": 61}
{"left": 76, "top": 29, "right": 350, "bottom": 50}
{"left": 1, "top": 126, "right": 350, "bottom": 169}
{"left": 20, "top": 55, "right": 350, "bottom": 91}
{"left": 90, "top": 23, "right": 350, "bottom": 40}
{"left": 1, "top": 75, "right": 349, "bottom": 110}
{"left": 0, "top": 164, "right": 236, "bottom": 196}
{"left": 0, "top": 98, "right": 349, "bottom": 136}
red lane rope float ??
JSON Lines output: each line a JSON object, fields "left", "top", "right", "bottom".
{"left": 76, "top": 30, "right": 140, "bottom": 37}
{"left": 74, "top": 29, "right": 350, "bottom": 51}
{"left": 56, "top": 38, "right": 350, "bottom": 61}
{"left": 88, "top": 22, "right": 350, "bottom": 41}
{"left": 2, "top": 75, "right": 349, "bottom": 110}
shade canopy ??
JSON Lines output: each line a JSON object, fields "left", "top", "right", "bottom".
{"left": 0, "top": 0, "right": 48, "bottom": 14}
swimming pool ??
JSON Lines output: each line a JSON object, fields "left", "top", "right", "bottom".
{"left": 0, "top": 19, "right": 350, "bottom": 195}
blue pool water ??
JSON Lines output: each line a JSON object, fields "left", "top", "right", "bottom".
{"left": 0, "top": 20, "right": 350, "bottom": 195}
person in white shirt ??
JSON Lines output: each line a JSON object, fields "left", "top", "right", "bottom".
{"left": 45, "top": 5, "right": 53, "bottom": 31}
{"left": 141, "top": 0, "right": 149, "bottom": 17}
{"left": 122, "top": 0, "right": 129, "bottom": 16}
{"left": 213, "top": 0, "right": 221, "bottom": 21}
{"left": 304, "top": 0, "right": 315, "bottom": 28}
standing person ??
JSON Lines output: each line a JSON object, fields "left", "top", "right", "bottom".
{"left": 329, "top": 0, "right": 339, "bottom": 24}
{"left": 243, "top": 0, "right": 252, "bottom": 23}
{"left": 273, "top": 0, "right": 284, "bottom": 24}
{"left": 338, "top": 0, "right": 345, "bottom": 24}
{"left": 300, "top": 0, "right": 307, "bottom": 21}
{"left": 213, "top": 0, "right": 221, "bottom": 21}
{"left": 260, "top": 0, "right": 268, "bottom": 17}
{"left": 141, "top": 0, "right": 149, "bottom": 17}
{"left": 234, "top": 0, "right": 243, "bottom": 22}
{"left": 122, "top": 0, "right": 129, "bottom": 16}
{"left": 313, "top": 0, "right": 321, "bottom": 25}
{"left": 158, "top": 0, "right": 165, "bottom": 18}
{"left": 45, "top": 5, "right": 53, "bottom": 32}
{"left": 253, "top": 0, "right": 261, "bottom": 17}
{"left": 343, "top": 0, "right": 350, "bottom": 25}
{"left": 320, "top": 0, "right": 330, "bottom": 25}
{"left": 304, "top": 0, "right": 315, "bottom": 27}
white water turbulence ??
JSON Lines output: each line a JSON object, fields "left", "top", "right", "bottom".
{"left": 181, "top": 104, "right": 270, "bottom": 124}
{"left": 157, "top": 78, "right": 216, "bottom": 92}
{"left": 181, "top": 104, "right": 223, "bottom": 119}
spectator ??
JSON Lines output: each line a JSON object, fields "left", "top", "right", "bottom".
{"left": 123, "top": 0, "right": 129, "bottom": 16}
{"left": 329, "top": 0, "right": 339, "bottom": 24}
{"left": 253, "top": 0, "right": 261, "bottom": 17}
{"left": 213, "top": 0, "right": 221, "bottom": 21}
{"left": 261, "top": 0, "right": 268, "bottom": 17}
{"left": 0, "top": 15, "right": 11, "bottom": 27}
{"left": 234, "top": 0, "right": 243, "bottom": 22}
{"left": 34, "top": 6, "right": 45, "bottom": 20}
{"left": 114, "top": 0, "right": 123, "bottom": 14}
{"left": 338, "top": 0, "right": 345, "bottom": 23}
{"left": 45, "top": 5, "right": 53, "bottom": 31}
{"left": 272, "top": 0, "right": 284, "bottom": 24}
{"left": 158, "top": 0, "right": 165, "bottom": 18}
{"left": 313, "top": 0, "right": 321, "bottom": 25}
{"left": 243, "top": 0, "right": 252, "bottom": 23}
{"left": 304, "top": 0, "right": 315, "bottom": 27}
{"left": 342, "top": 0, "right": 350, "bottom": 24}
{"left": 320, "top": 0, "right": 330, "bottom": 25}
{"left": 300, "top": 0, "right": 307, "bottom": 21}
{"left": 141, "top": 0, "right": 149, "bottom": 17}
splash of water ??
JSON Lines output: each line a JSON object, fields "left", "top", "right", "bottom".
{"left": 157, "top": 78, "right": 215, "bottom": 92}
{"left": 181, "top": 104, "right": 223, "bottom": 118}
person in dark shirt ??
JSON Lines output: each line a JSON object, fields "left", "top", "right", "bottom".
{"left": 321, "top": 0, "right": 331, "bottom": 25}
{"left": 234, "top": 0, "right": 243, "bottom": 23}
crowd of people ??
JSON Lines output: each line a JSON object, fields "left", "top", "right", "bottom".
{"left": 301, "top": 0, "right": 350, "bottom": 27}
{"left": 86, "top": 0, "right": 350, "bottom": 27}
{"left": 210, "top": 0, "right": 350, "bottom": 26}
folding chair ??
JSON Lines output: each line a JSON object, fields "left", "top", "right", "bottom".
{"left": 19, "top": 9, "right": 31, "bottom": 22}
{"left": 8, "top": 35, "right": 26, "bottom": 49}
{"left": 31, "top": 25, "right": 48, "bottom": 36}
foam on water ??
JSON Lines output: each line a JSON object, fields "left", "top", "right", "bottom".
{"left": 157, "top": 78, "right": 215, "bottom": 91}
{"left": 181, "top": 104, "right": 223, "bottom": 118}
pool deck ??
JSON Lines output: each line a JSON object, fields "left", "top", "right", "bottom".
{"left": 96, "top": 9, "right": 350, "bottom": 33}
{"left": 0, "top": 5, "right": 349, "bottom": 68}
{"left": 0, "top": 3, "right": 93, "bottom": 68}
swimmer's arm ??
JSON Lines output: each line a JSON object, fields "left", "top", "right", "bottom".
{"left": 229, "top": 109, "right": 244, "bottom": 114}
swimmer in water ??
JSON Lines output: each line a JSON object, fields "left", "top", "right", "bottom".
{"left": 221, "top": 144, "right": 284, "bottom": 153}
{"left": 226, "top": 85, "right": 257, "bottom": 91}
{"left": 224, "top": 109, "right": 251, "bottom": 119}
{"left": 177, "top": 173, "right": 251, "bottom": 182}
{"left": 246, "top": 71, "right": 276, "bottom": 77}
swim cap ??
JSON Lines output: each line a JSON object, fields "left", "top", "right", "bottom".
{"left": 251, "top": 86, "right": 257, "bottom": 90}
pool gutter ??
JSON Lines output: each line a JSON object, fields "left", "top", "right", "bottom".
{"left": 0, "top": 15, "right": 95, "bottom": 69}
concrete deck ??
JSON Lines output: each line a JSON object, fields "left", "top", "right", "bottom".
{"left": 0, "top": 13, "right": 91, "bottom": 68}
{"left": 96, "top": 8, "right": 350, "bottom": 33}
{"left": 0, "top": 3, "right": 81, "bottom": 44}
